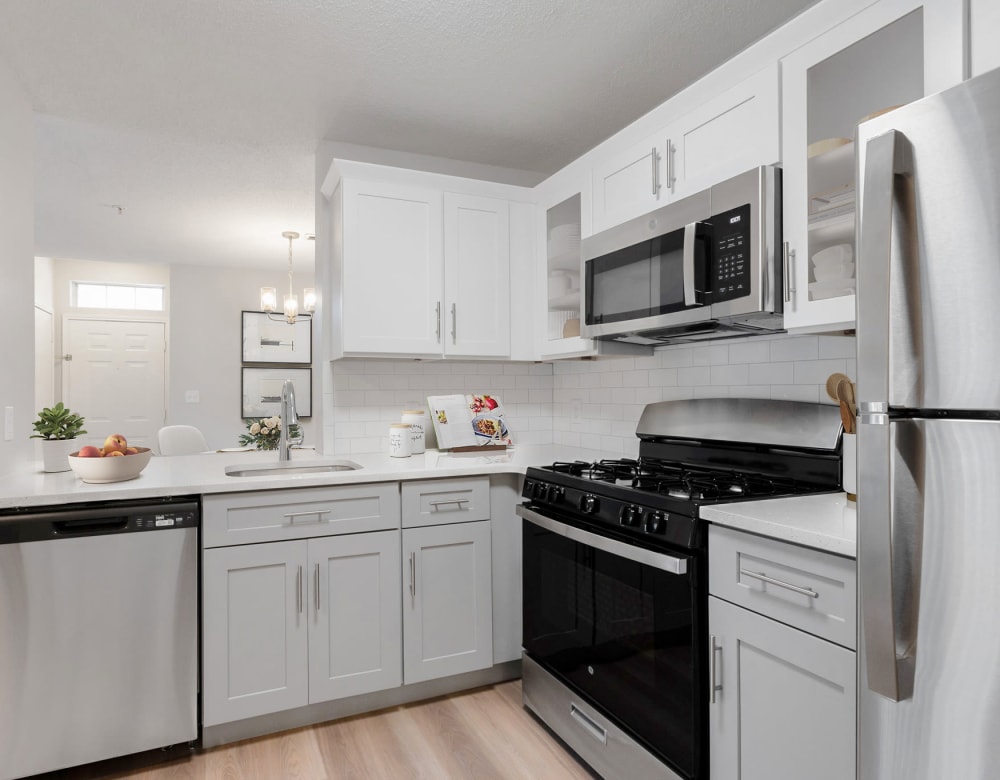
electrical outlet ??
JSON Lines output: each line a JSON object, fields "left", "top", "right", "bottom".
{"left": 4, "top": 406, "right": 13, "bottom": 441}
{"left": 185, "top": 390, "right": 200, "bottom": 404}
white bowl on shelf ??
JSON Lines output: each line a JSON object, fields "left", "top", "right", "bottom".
{"left": 813, "top": 260, "right": 855, "bottom": 282}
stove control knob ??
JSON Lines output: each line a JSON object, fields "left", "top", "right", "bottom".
{"left": 619, "top": 505, "right": 642, "bottom": 527}
{"left": 644, "top": 511, "right": 666, "bottom": 534}
{"left": 531, "top": 481, "right": 548, "bottom": 501}
{"left": 580, "top": 494, "right": 600, "bottom": 514}
{"left": 549, "top": 486, "right": 564, "bottom": 504}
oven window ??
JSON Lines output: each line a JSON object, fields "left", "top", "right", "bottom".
{"left": 522, "top": 518, "right": 699, "bottom": 777}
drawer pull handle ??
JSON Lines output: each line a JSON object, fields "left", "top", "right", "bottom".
{"left": 740, "top": 568, "right": 819, "bottom": 599}
{"left": 314, "top": 563, "right": 320, "bottom": 613}
{"left": 284, "top": 509, "right": 331, "bottom": 524}
{"left": 428, "top": 498, "right": 469, "bottom": 510}
{"left": 569, "top": 703, "right": 607, "bottom": 745}
{"left": 296, "top": 565, "right": 303, "bottom": 615}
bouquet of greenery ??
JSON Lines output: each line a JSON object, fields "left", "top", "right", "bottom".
{"left": 238, "top": 416, "right": 301, "bottom": 450}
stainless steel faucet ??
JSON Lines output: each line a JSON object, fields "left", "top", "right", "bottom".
{"left": 278, "top": 379, "right": 303, "bottom": 462}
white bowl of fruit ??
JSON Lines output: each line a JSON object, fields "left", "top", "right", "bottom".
{"left": 68, "top": 434, "right": 153, "bottom": 483}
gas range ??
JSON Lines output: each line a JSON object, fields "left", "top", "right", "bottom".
{"left": 523, "top": 397, "right": 843, "bottom": 553}
{"left": 523, "top": 453, "right": 836, "bottom": 550}
{"left": 519, "top": 399, "right": 844, "bottom": 780}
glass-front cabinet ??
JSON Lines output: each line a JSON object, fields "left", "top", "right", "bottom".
{"left": 781, "top": 0, "right": 963, "bottom": 333}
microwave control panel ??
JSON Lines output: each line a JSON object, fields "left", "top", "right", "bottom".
{"left": 712, "top": 204, "right": 751, "bottom": 302}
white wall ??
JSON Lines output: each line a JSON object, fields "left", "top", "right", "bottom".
{"left": 323, "top": 359, "right": 553, "bottom": 455}
{"left": 0, "top": 60, "right": 35, "bottom": 475}
{"left": 322, "top": 333, "right": 855, "bottom": 456}
{"left": 553, "top": 333, "right": 856, "bottom": 457}
{"left": 169, "top": 264, "right": 316, "bottom": 450}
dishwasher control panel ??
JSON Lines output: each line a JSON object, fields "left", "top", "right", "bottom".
{"left": 135, "top": 509, "right": 198, "bottom": 531}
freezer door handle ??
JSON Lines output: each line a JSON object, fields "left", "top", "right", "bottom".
{"left": 858, "top": 129, "right": 918, "bottom": 702}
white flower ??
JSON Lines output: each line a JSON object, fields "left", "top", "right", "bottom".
{"left": 267, "top": 416, "right": 280, "bottom": 428}
{"left": 262, "top": 426, "right": 271, "bottom": 435}
{"left": 249, "top": 423, "right": 261, "bottom": 435}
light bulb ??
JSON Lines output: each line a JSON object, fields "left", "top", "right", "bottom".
{"left": 260, "top": 287, "right": 277, "bottom": 312}
{"left": 303, "top": 288, "right": 316, "bottom": 313}
{"left": 284, "top": 293, "right": 299, "bottom": 323}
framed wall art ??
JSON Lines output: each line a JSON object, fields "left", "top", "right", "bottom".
{"left": 241, "top": 310, "right": 312, "bottom": 364}
{"left": 241, "top": 367, "right": 312, "bottom": 418}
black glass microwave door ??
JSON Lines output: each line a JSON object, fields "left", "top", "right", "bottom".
{"left": 586, "top": 231, "right": 687, "bottom": 326}
{"left": 522, "top": 520, "right": 696, "bottom": 775}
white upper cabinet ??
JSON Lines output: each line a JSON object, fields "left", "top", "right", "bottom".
{"left": 591, "top": 135, "right": 664, "bottom": 234}
{"left": 971, "top": 0, "right": 1000, "bottom": 77}
{"left": 668, "top": 63, "right": 780, "bottom": 198}
{"left": 339, "top": 179, "right": 444, "bottom": 356}
{"left": 443, "top": 193, "right": 510, "bottom": 357}
{"left": 781, "top": 0, "right": 965, "bottom": 333}
{"left": 324, "top": 160, "right": 531, "bottom": 360}
{"left": 590, "top": 64, "right": 780, "bottom": 235}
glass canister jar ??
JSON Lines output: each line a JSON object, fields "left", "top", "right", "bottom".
{"left": 401, "top": 410, "right": 426, "bottom": 453}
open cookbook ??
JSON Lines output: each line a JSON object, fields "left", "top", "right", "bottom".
{"left": 426, "top": 394, "right": 513, "bottom": 451}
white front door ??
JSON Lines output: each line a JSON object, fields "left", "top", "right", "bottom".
{"left": 63, "top": 318, "right": 166, "bottom": 450}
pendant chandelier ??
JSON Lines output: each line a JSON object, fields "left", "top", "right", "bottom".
{"left": 260, "top": 231, "right": 315, "bottom": 324}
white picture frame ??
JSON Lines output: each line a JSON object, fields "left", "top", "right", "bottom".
{"left": 241, "top": 367, "right": 312, "bottom": 418}
{"left": 241, "top": 310, "right": 311, "bottom": 364}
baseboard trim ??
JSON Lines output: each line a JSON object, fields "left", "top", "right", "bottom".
{"left": 202, "top": 660, "right": 521, "bottom": 748}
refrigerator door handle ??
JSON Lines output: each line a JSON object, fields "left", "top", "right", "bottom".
{"left": 858, "top": 127, "right": 917, "bottom": 703}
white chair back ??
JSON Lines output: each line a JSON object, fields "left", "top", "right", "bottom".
{"left": 158, "top": 425, "right": 208, "bottom": 455}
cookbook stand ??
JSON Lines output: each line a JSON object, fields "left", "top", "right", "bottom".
{"left": 427, "top": 393, "right": 512, "bottom": 453}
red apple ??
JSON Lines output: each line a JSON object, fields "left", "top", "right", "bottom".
{"left": 102, "top": 433, "right": 128, "bottom": 454}
{"left": 76, "top": 445, "right": 101, "bottom": 458}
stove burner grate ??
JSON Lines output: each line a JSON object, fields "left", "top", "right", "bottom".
{"left": 546, "top": 458, "right": 811, "bottom": 501}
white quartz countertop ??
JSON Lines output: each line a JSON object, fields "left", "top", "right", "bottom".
{"left": 0, "top": 445, "right": 606, "bottom": 510}
{"left": 700, "top": 492, "right": 857, "bottom": 558}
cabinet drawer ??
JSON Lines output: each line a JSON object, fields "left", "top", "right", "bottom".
{"left": 203, "top": 483, "right": 400, "bottom": 547}
{"left": 401, "top": 476, "right": 490, "bottom": 528}
{"left": 709, "top": 525, "right": 856, "bottom": 649}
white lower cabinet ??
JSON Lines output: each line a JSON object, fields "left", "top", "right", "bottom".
{"left": 203, "top": 530, "right": 401, "bottom": 726}
{"left": 203, "top": 540, "right": 309, "bottom": 726}
{"left": 307, "top": 530, "right": 402, "bottom": 702}
{"left": 402, "top": 520, "right": 493, "bottom": 684}
{"left": 709, "top": 596, "right": 856, "bottom": 780}
{"left": 708, "top": 525, "right": 856, "bottom": 780}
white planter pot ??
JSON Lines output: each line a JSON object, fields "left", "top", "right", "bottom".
{"left": 41, "top": 439, "right": 76, "bottom": 473}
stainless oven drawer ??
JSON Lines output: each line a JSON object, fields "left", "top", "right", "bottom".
{"left": 709, "top": 525, "right": 856, "bottom": 649}
{"left": 522, "top": 654, "right": 683, "bottom": 780}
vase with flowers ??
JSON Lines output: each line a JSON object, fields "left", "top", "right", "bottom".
{"left": 238, "top": 416, "right": 301, "bottom": 450}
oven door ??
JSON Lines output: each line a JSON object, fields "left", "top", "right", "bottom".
{"left": 517, "top": 504, "right": 704, "bottom": 779}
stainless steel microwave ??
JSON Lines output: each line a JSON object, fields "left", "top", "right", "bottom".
{"left": 581, "top": 166, "right": 784, "bottom": 344}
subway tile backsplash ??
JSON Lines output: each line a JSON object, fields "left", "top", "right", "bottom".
{"left": 322, "top": 334, "right": 855, "bottom": 456}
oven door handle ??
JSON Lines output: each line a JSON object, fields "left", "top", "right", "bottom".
{"left": 516, "top": 504, "right": 688, "bottom": 575}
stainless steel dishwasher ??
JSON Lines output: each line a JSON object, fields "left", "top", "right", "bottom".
{"left": 0, "top": 498, "right": 199, "bottom": 779}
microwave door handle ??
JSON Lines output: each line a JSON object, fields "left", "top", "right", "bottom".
{"left": 683, "top": 222, "right": 698, "bottom": 306}
{"left": 858, "top": 128, "right": 917, "bottom": 703}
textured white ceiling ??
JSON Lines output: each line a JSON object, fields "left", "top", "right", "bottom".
{"left": 0, "top": 0, "right": 818, "bottom": 270}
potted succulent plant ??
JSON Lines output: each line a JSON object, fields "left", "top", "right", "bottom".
{"left": 31, "top": 402, "right": 87, "bottom": 473}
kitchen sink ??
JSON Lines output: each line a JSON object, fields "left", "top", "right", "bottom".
{"left": 225, "top": 460, "right": 362, "bottom": 477}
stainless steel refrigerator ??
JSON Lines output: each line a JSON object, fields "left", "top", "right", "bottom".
{"left": 856, "top": 65, "right": 1000, "bottom": 779}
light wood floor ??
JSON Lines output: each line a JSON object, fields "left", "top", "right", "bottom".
{"left": 49, "top": 680, "right": 596, "bottom": 780}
